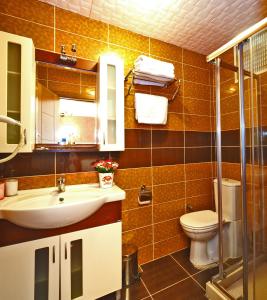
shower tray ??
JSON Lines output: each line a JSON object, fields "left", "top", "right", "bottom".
{"left": 206, "top": 255, "right": 267, "bottom": 300}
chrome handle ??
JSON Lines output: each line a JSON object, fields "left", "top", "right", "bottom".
{"left": 52, "top": 245, "right": 55, "bottom": 263}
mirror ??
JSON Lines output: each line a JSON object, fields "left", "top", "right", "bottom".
{"left": 35, "top": 62, "right": 97, "bottom": 147}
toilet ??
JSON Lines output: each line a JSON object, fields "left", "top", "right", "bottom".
{"left": 180, "top": 178, "right": 242, "bottom": 269}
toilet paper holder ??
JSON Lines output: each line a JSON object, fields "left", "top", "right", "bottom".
{"left": 138, "top": 185, "right": 152, "bottom": 205}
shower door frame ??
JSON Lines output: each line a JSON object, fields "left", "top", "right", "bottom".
{"left": 207, "top": 18, "right": 267, "bottom": 300}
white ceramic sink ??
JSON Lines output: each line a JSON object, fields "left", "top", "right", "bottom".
{"left": 0, "top": 184, "right": 125, "bottom": 229}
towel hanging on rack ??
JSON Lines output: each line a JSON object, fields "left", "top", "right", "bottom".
{"left": 134, "top": 55, "right": 175, "bottom": 79}
{"left": 135, "top": 93, "right": 168, "bottom": 125}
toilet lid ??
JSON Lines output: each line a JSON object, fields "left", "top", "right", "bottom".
{"left": 180, "top": 210, "right": 218, "bottom": 229}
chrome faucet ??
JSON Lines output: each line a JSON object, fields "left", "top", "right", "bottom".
{"left": 57, "top": 177, "right": 65, "bottom": 193}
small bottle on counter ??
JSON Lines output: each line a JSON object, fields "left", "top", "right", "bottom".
{"left": 0, "top": 179, "right": 4, "bottom": 200}
{"left": 5, "top": 178, "right": 18, "bottom": 197}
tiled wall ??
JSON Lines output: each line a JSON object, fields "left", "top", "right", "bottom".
{"left": 0, "top": 0, "right": 214, "bottom": 263}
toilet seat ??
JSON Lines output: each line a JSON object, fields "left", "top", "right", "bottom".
{"left": 180, "top": 210, "right": 218, "bottom": 231}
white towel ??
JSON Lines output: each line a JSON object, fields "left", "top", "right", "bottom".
{"left": 134, "top": 55, "right": 175, "bottom": 79}
{"left": 135, "top": 93, "right": 168, "bottom": 124}
{"left": 133, "top": 78, "right": 165, "bottom": 87}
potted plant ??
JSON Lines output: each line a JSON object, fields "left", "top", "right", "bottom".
{"left": 92, "top": 159, "right": 119, "bottom": 188}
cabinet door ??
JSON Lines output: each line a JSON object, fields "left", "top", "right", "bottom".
{"left": 0, "top": 236, "right": 59, "bottom": 300}
{"left": 61, "top": 222, "right": 122, "bottom": 300}
{"left": 0, "top": 30, "right": 35, "bottom": 153}
{"left": 98, "top": 54, "right": 124, "bottom": 151}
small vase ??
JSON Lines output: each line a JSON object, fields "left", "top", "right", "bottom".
{"left": 98, "top": 172, "right": 114, "bottom": 188}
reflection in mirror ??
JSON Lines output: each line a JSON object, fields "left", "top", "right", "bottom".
{"left": 36, "top": 62, "right": 97, "bottom": 146}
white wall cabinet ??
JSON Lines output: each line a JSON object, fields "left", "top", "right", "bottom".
{"left": 0, "top": 31, "right": 35, "bottom": 153}
{"left": 97, "top": 54, "right": 124, "bottom": 151}
{"left": 0, "top": 222, "right": 122, "bottom": 300}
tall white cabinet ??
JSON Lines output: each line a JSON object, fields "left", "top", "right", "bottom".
{"left": 0, "top": 222, "right": 122, "bottom": 300}
{"left": 97, "top": 54, "right": 124, "bottom": 151}
{"left": 0, "top": 31, "right": 35, "bottom": 153}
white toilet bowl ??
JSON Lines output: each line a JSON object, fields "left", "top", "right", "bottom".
{"left": 180, "top": 210, "right": 219, "bottom": 268}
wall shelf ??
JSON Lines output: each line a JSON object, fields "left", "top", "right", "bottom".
{"left": 124, "top": 68, "right": 181, "bottom": 101}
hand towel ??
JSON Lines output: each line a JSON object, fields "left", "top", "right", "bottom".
{"left": 134, "top": 55, "right": 175, "bottom": 78}
{"left": 133, "top": 78, "right": 165, "bottom": 87}
{"left": 135, "top": 93, "right": 168, "bottom": 124}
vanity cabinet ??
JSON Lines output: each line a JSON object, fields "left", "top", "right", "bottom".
{"left": 0, "top": 31, "right": 35, "bottom": 153}
{"left": 0, "top": 222, "right": 122, "bottom": 300}
{"left": 97, "top": 54, "right": 124, "bottom": 151}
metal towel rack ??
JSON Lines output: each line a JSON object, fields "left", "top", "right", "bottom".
{"left": 124, "top": 69, "right": 181, "bottom": 101}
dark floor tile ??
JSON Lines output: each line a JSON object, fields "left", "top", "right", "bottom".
{"left": 152, "top": 277, "right": 206, "bottom": 300}
{"left": 193, "top": 266, "right": 219, "bottom": 288}
{"left": 121, "top": 280, "right": 149, "bottom": 300}
{"left": 171, "top": 248, "right": 199, "bottom": 275}
{"left": 96, "top": 280, "right": 149, "bottom": 300}
{"left": 141, "top": 255, "right": 188, "bottom": 294}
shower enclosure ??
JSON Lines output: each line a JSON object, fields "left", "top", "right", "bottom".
{"left": 206, "top": 18, "right": 267, "bottom": 300}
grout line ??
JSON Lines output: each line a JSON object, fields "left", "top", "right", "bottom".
{"left": 169, "top": 254, "right": 206, "bottom": 291}
{"left": 151, "top": 275, "right": 191, "bottom": 297}
{"left": 140, "top": 278, "right": 153, "bottom": 299}
{"left": 0, "top": 12, "right": 54, "bottom": 29}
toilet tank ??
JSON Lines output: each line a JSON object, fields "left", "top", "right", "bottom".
{"left": 214, "top": 178, "right": 241, "bottom": 221}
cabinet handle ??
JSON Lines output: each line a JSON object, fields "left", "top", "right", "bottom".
{"left": 52, "top": 245, "right": 55, "bottom": 263}
{"left": 65, "top": 243, "right": 68, "bottom": 259}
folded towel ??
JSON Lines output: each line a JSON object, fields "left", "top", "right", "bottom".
{"left": 134, "top": 55, "right": 175, "bottom": 79}
{"left": 135, "top": 93, "right": 168, "bottom": 124}
{"left": 134, "top": 71, "right": 174, "bottom": 82}
{"left": 133, "top": 78, "right": 165, "bottom": 87}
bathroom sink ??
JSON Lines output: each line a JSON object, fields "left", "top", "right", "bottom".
{"left": 0, "top": 184, "right": 125, "bottom": 229}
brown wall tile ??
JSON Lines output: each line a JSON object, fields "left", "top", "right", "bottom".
{"left": 185, "top": 163, "right": 212, "bottom": 180}
{"left": 18, "top": 174, "right": 55, "bottom": 190}
{"left": 183, "top": 64, "right": 209, "bottom": 85}
{"left": 0, "top": 152, "right": 55, "bottom": 177}
{"left": 114, "top": 149, "right": 151, "bottom": 169}
{"left": 153, "top": 164, "right": 185, "bottom": 185}
{"left": 153, "top": 199, "right": 185, "bottom": 223}
{"left": 184, "top": 115, "right": 211, "bottom": 132}
{"left": 56, "top": 8, "right": 108, "bottom": 41}
{"left": 152, "top": 130, "right": 184, "bottom": 147}
{"left": 185, "top": 131, "right": 211, "bottom": 147}
{"left": 152, "top": 148, "right": 184, "bottom": 166}
{"left": 115, "top": 168, "right": 152, "bottom": 189}
{"left": 139, "top": 244, "right": 153, "bottom": 265}
{"left": 153, "top": 182, "right": 185, "bottom": 204}
{"left": 109, "top": 25, "right": 149, "bottom": 53}
{"left": 125, "top": 129, "right": 151, "bottom": 148}
{"left": 0, "top": 13, "right": 54, "bottom": 50}
{"left": 183, "top": 98, "right": 210, "bottom": 116}
{"left": 184, "top": 81, "right": 210, "bottom": 100}
{"left": 150, "top": 39, "right": 182, "bottom": 62}
{"left": 185, "top": 147, "right": 211, "bottom": 163}
{"left": 186, "top": 194, "right": 214, "bottom": 212}
{"left": 0, "top": 0, "right": 54, "bottom": 26}
{"left": 183, "top": 49, "right": 209, "bottom": 69}
{"left": 56, "top": 30, "right": 108, "bottom": 61}
{"left": 122, "top": 206, "right": 152, "bottom": 231}
{"left": 154, "top": 219, "right": 180, "bottom": 242}
{"left": 154, "top": 235, "right": 188, "bottom": 259}
{"left": 186, "top": 178, "right": 212, "bottom": 198}
{"left": 122, "top": 225, "right": 152, "bottom": 248}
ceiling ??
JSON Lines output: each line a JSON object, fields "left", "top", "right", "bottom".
{"left": 40, "top": 0, "right": 267, "bottom": 55}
